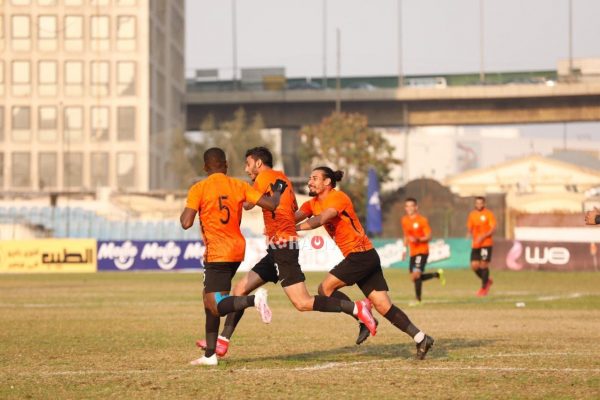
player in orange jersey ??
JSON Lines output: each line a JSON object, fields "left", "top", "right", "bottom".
{"left": 467, "top": 196, "right": 497, "bottom": 296}
{"left": 195, "top": 147, "right": 377, "bottom": 358}
{"left": 401, "top": 198, "right": 445, "bottom": 305}
{"left": 295, "top": 167, "right": 434, "bottom": 360}
{"left": 180, "top": 147, "right": 287, "bottom": 366}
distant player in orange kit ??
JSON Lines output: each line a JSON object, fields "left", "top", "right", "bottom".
{"left": 467, "top": 196, "right": 496, "bottom": 296}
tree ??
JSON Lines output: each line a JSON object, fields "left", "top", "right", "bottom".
{"left": 299, "top": 112, "right": 400, "bottom": 222}
{"left": 193, "top": 108, "right": 270, "bottom": 177}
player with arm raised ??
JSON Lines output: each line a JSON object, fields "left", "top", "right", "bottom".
{"left": 295, "top": 166, "right": 434, "bottom": 359}
{"left": 180, "top": 147, "right": 286, "bottom": 366}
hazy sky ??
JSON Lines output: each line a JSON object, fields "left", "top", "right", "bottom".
{"left": 186, "top": 0, "right": 600, "bottom": 79}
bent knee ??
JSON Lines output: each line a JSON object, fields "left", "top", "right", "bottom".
{"left": 291, "top": 299, "right": 313, "bottom": 312}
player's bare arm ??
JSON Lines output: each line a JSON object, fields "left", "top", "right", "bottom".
{"left": 296, "top": 208, "right": 338, "bottom": 231}
{"left": 180, "top": 208, "right": 197, "bottom": 229}
{"left": 243, "top": 202, "right": 255, "bottom": 211}
{"left": 294, "top": 210, "right": 308, "bottom": 223}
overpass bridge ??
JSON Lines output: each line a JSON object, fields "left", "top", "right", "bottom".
{"left": 186, "top": 82, "right": 600, "bottom": 130}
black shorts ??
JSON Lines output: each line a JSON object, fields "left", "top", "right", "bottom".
{"left": 251, "top": 247, "right": 305, "bottom": 288}
{"left": 471, "top": 247, "right": 493, "bottom": 262}
{"left": 203, "top": 262, "right": 240, "bottom": 293}
{"left": 409, "top": 253, "right": 429, "bottom": 273}
{"left": 330, "top": 248, "right": 389, "bottom": 297}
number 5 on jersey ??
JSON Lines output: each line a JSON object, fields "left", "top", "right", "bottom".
{"left": 218, "top": 195, "right": 230, "bottom": 224}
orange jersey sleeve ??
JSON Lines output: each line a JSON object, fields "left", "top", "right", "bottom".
{"left": 299, "top": 200, "right": 313, "bottom": 218}
{"left": 318, "top": 190, "right": 373, "bottom": 257}
{"left": 252, "top": 170, "right": 298, "bottom": 242}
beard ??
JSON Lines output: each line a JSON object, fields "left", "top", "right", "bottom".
{"left": 308, "top": 190, "right": 317, "bottom": 197}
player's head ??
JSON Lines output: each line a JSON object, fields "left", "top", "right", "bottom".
{"left": 474, "top": 196, "right": 486, "bottom": 211}
{"left": 308, "top": 166, "right": 344, "bottom": 196}
{"left": 404, "top": 197, "right": 418, "bottom": 216}
{"left": 244, "top": 146, "right": 273, "bottom": 181}
{"left": 203, "top": 147, "right": 227, "bottom": 174}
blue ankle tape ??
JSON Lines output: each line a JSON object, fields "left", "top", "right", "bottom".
{"left": 215, "top": 293, "right": 230, "bottom": 304}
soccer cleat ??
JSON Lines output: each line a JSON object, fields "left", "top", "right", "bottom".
{"left": 437, "top": 269, "right": 446, "bottom": 286}
{"left": 354, "top": 299, "right": 377, "bottom": 336}
{"left": 254, "top": 288, "right": 272, "bottom": 323}
{"left": 476, "top": 287, "right": 485, "bottom": 297}
{"left": 190, "top": 354, "right": 218, "bottom": 366}
{"left": 408, "top": 300, "right": 423, "bottom": 307}
{"left": 415, "top": 334, "right": 435, "bottom": 360}
{"left": 195, "top": 336, "right": 229, "bottom": 357}
{"left": 356, "top": 319, "right": 379, "bottom": 345}
{"left": 482, "top": 278, "right": 494, "bottom": 296}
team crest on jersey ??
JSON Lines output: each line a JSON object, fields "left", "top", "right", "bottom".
{"left": 413, "top": 222, "right": 419, "bottom": 229}
{"left": 480, "top": 215, "right": 486, "bottom": 221}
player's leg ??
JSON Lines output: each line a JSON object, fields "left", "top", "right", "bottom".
{"left": 410, "top": 255, "right": 424, "bottom": 303}
{"left": 221, "top": 270, "right": 268, "bottom": 339}
{"left": 479, "top": 247, "right": 493, "bottom": 295}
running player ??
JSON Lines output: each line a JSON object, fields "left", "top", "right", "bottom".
{"left": 295, "top": 167, "right": 435, "bottom": 360}
{"left": 467, "top": 196, "right": 496, "bottom": 296}
{"left": 181, "top": 147, "right": 287, "bottom": 366}
{"left": 401, "top": 198, "right": 445, "bottom": 305}
{"left": 196, "top": 147, "right": 377, "bottom": 358}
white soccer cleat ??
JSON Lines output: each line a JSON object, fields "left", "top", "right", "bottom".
{"left": 254, "top": 288, "right": 272, "bottom": 324}
{"left": 190, "top": 354, "right": 218, "bottom": 366}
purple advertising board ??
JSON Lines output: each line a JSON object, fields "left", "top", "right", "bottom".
{"left": 97, "top": 241, "right": 204, "bottom": 271}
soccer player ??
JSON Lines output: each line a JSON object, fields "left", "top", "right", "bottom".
{"left": 467, "top": 196, "right": 496, "bottom": 296}
{"left": 584, "top": 207, "right": 600, "bottom": 225}
{"left": 295, "top": 167, "right": 435, "bottom": 359}
{"left": 401, "top": 198, "right": 445, "bottom": 305}
{"left": 196, "top": 147, "right": 377, "bottom": 358}
{"left": 180, "top": 147, "right": 287, "bottom": 366}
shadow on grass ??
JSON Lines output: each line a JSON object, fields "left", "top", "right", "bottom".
{"left": 229, "top": 338, "right": 495, "bottom": 366}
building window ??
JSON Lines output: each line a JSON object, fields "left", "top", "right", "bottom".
{"left": 117, "top": 152, "right": 135, "bottom": 187}
{"left": 116, "top": 16, "right": 136, "bottom": 51}
{"left": 11, "top": 0, "right": 31, "bottom": 6}
{"left": 38, "top": 15, "right": 57, "bottom": 52}
{"left": 91, "top": 61, "right": 110, "bottom": 95}
{"left": 63, "top": 152, "right": 83, "bottom": 188}
{"left": 91, "top": 106, "right": 109, "bottom": 141}
{"left": 91, "top": 0, "right": 110, "bottom": 5}
{"left": 0, "top": 153, "right": 4, "bottom": 188}
{"left": 0, "top": 106, "right": 4, "bottom": 142}
{"left": 11, "top": 106, "right": 31, "bottom": 142}
{"left": 0, "top": 61, "right": 4, "bottom": 96}
{"left": 117, "top": 106, "right": 135, "bottom": 141}
{"left": 117, "top": 61, "right": 136, "bottom": 96}
{"left": 38, "top": 61, "right": 58, "bottom": 97}
{"left": 38, "top": 152, "right": 57, "bottom": 189}
{"left": 64, "top": 61, "right": 83, "bottom": 96}
{"left": 117, "top": 0, "right": 136, "bottom": 5}
{"left": 64, "top": 0, "right": 83, "bottom": 5}
{"left": 64, "top": 107, "right": 83, "bottom": 142}
{"left": 64, "top": 15, "right": 83, "bottom": 52}
{"left": 38, "top": 106, "right": 57, "bottom": 142}
{"left": 0, "top": 16, "right": 5, "bottom": 52}
{"left": 11, "top": 60, "right": 30, "bottom": 96}
{"left": 91, "top": 152, "right": 109, "bottom": 187}
{"left": 38, "top": 0, "right": 57, "bottom": 5}
{"left": 90, "top": 16, "right": 110, "bottom": 51}
{"left": 11, "top": 15, "right": 31, "bottom": 51}
{"left": 12, "top": 152, "right": 31, "bottom": 188}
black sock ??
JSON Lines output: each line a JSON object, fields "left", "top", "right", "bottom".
{"left": 313, "top": 295, "right": 355, "bottom": 315}
{"left": 204, "top": 308, "right": 220, "bottom": 358}
{"left": 414, "top": 278, "right": 422, "bottom": 301}
{"left": 384, "top": 305, "right": 420, "bottom": 339}
{"left": 216, "top": 295, "right": 255, "bottom": 316}
{"left": 221, "top": 310, "right": 244, "bottom": 339}
{"left": 474, "top": 268, "right": 483, "bottom": 279}
{"left": 481, "top": 268, "right": 490, "bottom": 287}
{"left": 331, "top": 290, "right": 358, "bottom": 320}
{"left": 421, "top": 273, "right": 438, "bottom": 281}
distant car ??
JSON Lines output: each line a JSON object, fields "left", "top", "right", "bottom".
{"left": 347, "top": 82, "right": 378, "bottom": 90}
{"left": 286, "top": 81, "right": 322, "bottom": 90}
{"left": 405, "top": 77, "right": 447, "bottom": 89}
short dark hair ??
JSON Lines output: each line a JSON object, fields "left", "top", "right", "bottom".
{"left": 405, "top": 197, "right": 417, "bottom": 205}
{"left": 204, "top": 147, "right": 226, "bottom": 165}
{"left": 245, "top": 146, "right": 273, "bottom": 168}
{"left": 313, "top": 166, "right": 344, "bottom": 188}
{"left": 475, "top": 196, "right": 486, "bottom": 202}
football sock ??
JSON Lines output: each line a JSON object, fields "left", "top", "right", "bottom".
{"left": 312, "top": 295, "right": 355, "bottom": 315}
{"left": 216, "top": 295, "right": 255, "bottom": 316}
{"left": 414, "top": 278, "right": 422, "bottom": 301}
{"left": 421, "top": 273, "right": 438, "bottom": 281}
{"left": 204, "top": 308, "right": 220, "bottom": 358}
{"left": 474, "top": 268, "right": 484, "bottom": 279}
{"left": 221, "top": 310, "right": 244, "bottom": 339}
{"left": 331, "top": 290, "right": 359, "bottom": 320}
{"left": 384, "top": 305, "right": 422, "bottom": 340}
{"left": 481, "top": 268, "right": 490, "bottom": 287}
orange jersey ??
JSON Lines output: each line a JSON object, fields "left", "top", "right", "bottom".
{"left": 300, "top": 190, "right": 373, "bottom": 257}
{"left": 253, "top": 169, "right": 298, "bottom": 242}
{"left": 401, "top": 214, "right": 431, "bottom": 256}
{"left": 467, "top": 208, "right": 496, "bottom": 248}
{"left": 185, "top": 173, "right": 263, "bottom": 263}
